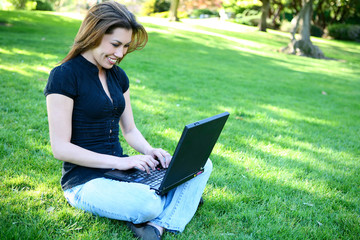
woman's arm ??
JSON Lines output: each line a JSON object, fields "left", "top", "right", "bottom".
{"left": 46, "top": 93, "right": 158, "bottom": 172}
{"left": 120, "top": 90, "right": 171, "bottom": 168}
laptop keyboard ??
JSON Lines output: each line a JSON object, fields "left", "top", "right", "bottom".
{"left": 130, "top": 168, "right": 166, "bottom": 186}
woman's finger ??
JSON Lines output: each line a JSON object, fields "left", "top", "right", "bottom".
{"left": 139, "top": 160, "right": 151, "bottom": 173}
{"left": 164, "top": 154, "right": 172, "bottom": 168}
{"left": 159, "top": 150, "right": 171, "bottom": 168}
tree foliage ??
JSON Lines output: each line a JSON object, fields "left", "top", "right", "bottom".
{"left": 142, "top": 0, "right": 171, "bottom": 15}
{"left": 7, "top": 0, "right": 28, "bottom": 9}
{"left": 223, "top": 0, "right": 359, "bottom": 30}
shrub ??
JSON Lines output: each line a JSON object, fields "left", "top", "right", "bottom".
{"left": 175, "top": 11, "right": 188, "bottom": 19}
{"left": 35, "top": 0, "right": 53, "bottom": 11}
{"left": 150, "top": 11, "right": 168, "bottom": 18}
{"left": 155, "top": 0, "right": 170, "bottom": 12}
{"left": 141, "top": 0, "right": 170, "bottom": 16}
{"left": 242, "top": 9, "right": 260, "bottom": 16}
{"left": 141, "top": 0, "right": 156, "bottom": 16}
{"left": 150, "top": 11, "right": 188, "bottom": 19}
{"left": 282, "top": 11, "right": 294, "bottom": 22}
{"left": 234, "top": 6, "right": 261, "bottom": 27}
{"left": 279, "top": 20, "right": 292, "bottom": 32}
{"left": 223, "top": 3, "right": 261, "bottom": 16}
{"left": 311, "top": 25, "right": 324, "bottom": 37}
{"left": 348, "top": 25, "right": 360, "bottom": 41}
{"left": 191, "top": 9, "right": 218, "bottom": 18}
{"left": 327, "top": 24, "right": 360, "bottom": 41}
{"left": 8, "top": 0, "right": 28, "bottom": 9}
{"left": 280, "top": 20, "right": 324, "bottom": 37}
{"left": 235, "top": 13, "right": 261, "bottom": 27}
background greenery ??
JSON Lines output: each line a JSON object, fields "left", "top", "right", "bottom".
{"left": 2, "top": 0, "right": 359, "bottom": 30}
{"left": 0, "top": 10, "right": 359, "bottom": 239}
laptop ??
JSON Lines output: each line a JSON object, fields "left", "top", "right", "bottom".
{"left": 104, "top": 111, "right": 230, "bottom": 195}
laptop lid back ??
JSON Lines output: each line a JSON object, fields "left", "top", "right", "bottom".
{"left": 158, "top": 112, "right": 229, "bottom": 194}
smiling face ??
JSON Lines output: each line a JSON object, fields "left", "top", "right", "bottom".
{"left": 83, "top": 27, "right": 133, "bottom": 70}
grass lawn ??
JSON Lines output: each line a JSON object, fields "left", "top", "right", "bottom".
{"left": 1, "top": 10, "right": 359, "bottom": 239}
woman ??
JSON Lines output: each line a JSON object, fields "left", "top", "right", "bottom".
{"left": 44, "top": 2, "right": 212, "bottom": 240}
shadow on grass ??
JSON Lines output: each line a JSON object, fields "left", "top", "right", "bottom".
{"left": 127, "top": 30, "right": 359, "bottom": 151}
{"left": 124, "top": 30, "right": 360, "bottom": 238}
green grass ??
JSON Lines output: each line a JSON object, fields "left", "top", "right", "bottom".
{"left": 1, "top": 11, "right": 359, "bottom": 239}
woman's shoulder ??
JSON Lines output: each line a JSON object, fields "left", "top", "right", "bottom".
{"left": 110, "top": 65, "right": 129, "bottom": 92}
{"left": 50, "top": 58, "right": 78, "bottom": 76}
{"left": 110, "top": 65, "right": 128, "bottom": 80}
{"left": 45, "top": 58, "right": 81, "bottom": 98}
{"left": 111, "top": 64, "right": 127, "bottom": 76}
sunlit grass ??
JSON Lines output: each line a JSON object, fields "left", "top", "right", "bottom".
{"left": 1, "top": 10, "right": 359, "bottom": 240}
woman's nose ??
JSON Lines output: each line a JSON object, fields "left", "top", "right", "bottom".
{"left": 114, "top": 47, "right": 124, "bottom": 58}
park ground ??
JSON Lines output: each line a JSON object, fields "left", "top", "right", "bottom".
{"left": 0, "top": 10, "right": 359, "bottom": 239}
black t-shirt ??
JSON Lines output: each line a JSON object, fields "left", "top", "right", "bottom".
{"left": 44, "top": 54, "right": 129, "bottom": 190}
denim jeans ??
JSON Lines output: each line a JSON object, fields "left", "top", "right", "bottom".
{"left": 63, "top": 160, "right": 212, "bottom": 232}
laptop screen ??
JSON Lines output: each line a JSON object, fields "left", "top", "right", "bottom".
{"left": 159, "top": 112, "right": 229, "bottom": 193}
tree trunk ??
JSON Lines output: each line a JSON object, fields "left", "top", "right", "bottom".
{"left": 281, "top": 0, "right": 325, "bottom": 59}
{"left": 259, "top": 0, "right": 270, "bottom": 32}
{"left": 272, "top": 5, "right": 283, "bottom": 29}
{"left": 300, "top": 0, "right": 311, "bottom": 40}
{"left": 169, "top": 0, "right": 180, "bottom": 21}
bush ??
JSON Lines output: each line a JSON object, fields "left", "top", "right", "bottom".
{"left": 6, "top": 0, "right": 37, "bottom": 10}
{"left": 327, "top": 24, "right": 360, "bottom": 41}
{"left": 279, "top": 20, "right": 292, "bottom": 32}
{"left": 150, "top": 11, "right": 188, "bottom": 19}
{"left": 141, "top": 0, "right": 155, "bottom": 16}
{"left": 224, "top": 3, "right": 261, "bottom": 16}
{"left": 35, "top": 0, "right": 53, "bottom": 11}
{"left": 242, "top": 9, "right": 260, "bottom": 16}
{"left": 280, "top": 20, "right": 324, "bottom": 37}
{"left": 8, "top": 0, "right": 28, "bottom": 9}
{"left": 141, "top": 0, "right": 170, "bottom": 16}
{"left": 150, "top": 11, "right": 168, "bottom": 18}
{"left": 191, "top": 9, "right": 218, "bottom": 18}
{"left": 282, "top": 11, "right": 293, "bottom": 22}
{"left": 235, "top": 13, "right": 261, "bottom": 26}
{"left": 233, "top": 6, "right": 262, "bottom": 27}
{"left": 155, "top": 0, "right": 170, "bottom": 12}
{"left": 311, "top": 25, "right": 324, "bottom": 37}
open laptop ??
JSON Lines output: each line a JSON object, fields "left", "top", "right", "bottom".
{"left": 104, "top": 112, "right": 230, "bottom": 195}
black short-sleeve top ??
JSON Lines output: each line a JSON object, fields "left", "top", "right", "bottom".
{"left": 44, "top": 54, "right": 129, "bottom": 190}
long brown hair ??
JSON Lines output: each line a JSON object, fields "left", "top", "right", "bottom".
{"left": 61, "top": 1, "right": 148, "bottom": 64}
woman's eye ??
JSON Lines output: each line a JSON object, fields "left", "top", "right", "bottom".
{"left": 112, "top": 43, "right": 120, "bottom": 47}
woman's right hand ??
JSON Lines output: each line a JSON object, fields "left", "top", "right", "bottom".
{"left": 119, "top": 155, "right": 160, "bottom": 173}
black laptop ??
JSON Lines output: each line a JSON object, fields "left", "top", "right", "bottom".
{"left": 104, "top": 112, "right": 230, "bottom": 195}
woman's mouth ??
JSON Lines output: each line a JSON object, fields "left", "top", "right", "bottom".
{"left": 107, "top": 57, "right": 117, "bottom": 65}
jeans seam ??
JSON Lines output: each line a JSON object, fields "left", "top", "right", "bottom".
{"left": 154, "top": 180, "right": 190, "bottom": 231}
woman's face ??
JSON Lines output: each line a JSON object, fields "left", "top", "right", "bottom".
{"left": 88, "top": 27, "right": 132, "bottom": 69}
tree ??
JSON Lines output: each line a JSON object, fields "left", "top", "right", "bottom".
{"left": 8, "top": 0, "right": 28, "bottom": 9}
{"left": 313, "top": 0, "right": 360, "bottom": 29}
{"left": 269, "top": 0, "right": 285, "bottom": 28}
{"left": 169, "top": 0, "right": 180, "bottom": 21}
{"left": 259, "top": 0, "right": 270, "bottom": 31}
{"left": 281, "top": 0, "right": 325, "bottom": 58}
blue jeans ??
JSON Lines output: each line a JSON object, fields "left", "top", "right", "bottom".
{"left": 64, "top": 160, "right": 212, "bottom": 232}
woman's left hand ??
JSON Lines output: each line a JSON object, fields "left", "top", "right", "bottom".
{"left": 145, "top": 148, "right": 172, "bottom": 168}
